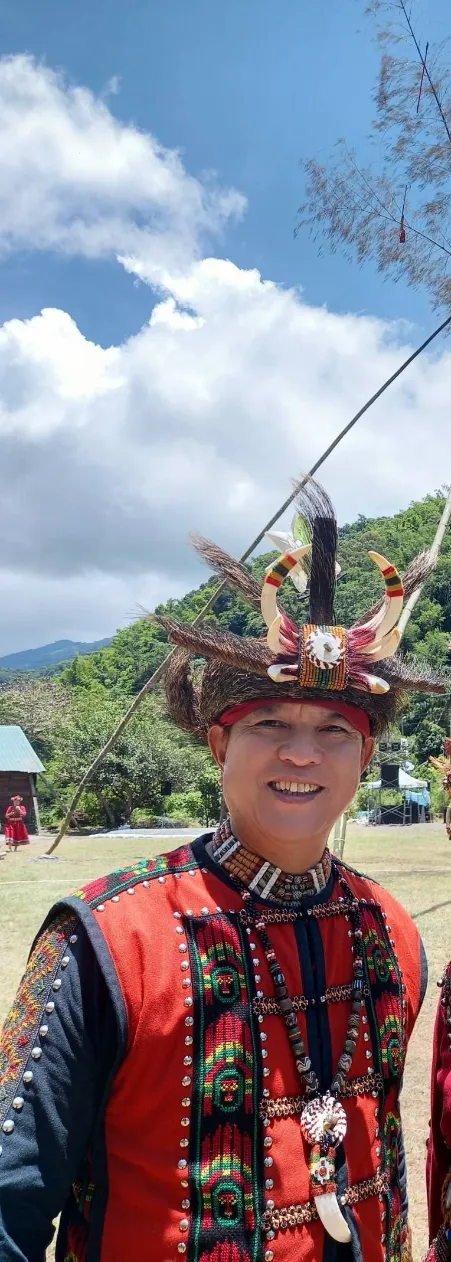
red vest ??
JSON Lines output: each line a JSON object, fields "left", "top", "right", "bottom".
{"left": 59, "top": 841, "right": 423, "bottom": 1262}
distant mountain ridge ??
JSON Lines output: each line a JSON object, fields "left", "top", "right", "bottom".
{"left": 0, "top": 638, "right": 112, "bottom": 671}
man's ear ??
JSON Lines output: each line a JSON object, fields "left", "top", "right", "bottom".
{"left": 208, "top": 724, "right": 229, "bottom": 770}
{"left": 360, "top": 736, "right": 376, "bottom": 774}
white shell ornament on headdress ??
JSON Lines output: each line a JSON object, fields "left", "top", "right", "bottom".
{"left": 261, "top": 545, "right": 405, "bottom": 696}
{"left": 304, "top": 629, "right": 345, "bottom": 671}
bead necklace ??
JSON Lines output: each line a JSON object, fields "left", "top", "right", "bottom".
{"left": 211, "top": 817, "right": 332, "bottom": 902}
{"left": 212, "top": 819, "right": 365, "bottom": 1244}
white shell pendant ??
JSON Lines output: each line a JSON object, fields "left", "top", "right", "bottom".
{"left": 300, "top": 1094, "right": 351, "bottom": 1245}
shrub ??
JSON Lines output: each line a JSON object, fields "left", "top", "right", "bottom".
{"left": 165, "top": 791, "right": 203, "bottom": 823}
{"left": 129, "top": 809, "right": 191, "bottom": 829}
{"left": 130, "top": 808, "right": 158, "bottom": 828}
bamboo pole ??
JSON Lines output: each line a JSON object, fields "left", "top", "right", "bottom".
{"left": 45, "top": 314, "right": 451, "bottom": 856}
{"left": 397, "top": 485, "right": 451, "bottom": 638}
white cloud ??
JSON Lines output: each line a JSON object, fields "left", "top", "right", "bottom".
{"left": 0, "top": 55, "right": 449, "bottom": 656}
{"left": 0, "top": 55, "right": 246, "bottom": 286}
{"left": 0, "top": 569, "right": 188, "bottom": 662}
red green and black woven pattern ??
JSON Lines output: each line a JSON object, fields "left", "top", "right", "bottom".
{"left": 186, "top": 914, "right": 264, "bottom": 1262}
{"left": 74, "top": 844, "right": 195, "bottom": 907}
{"left": 0, "top": 911, "right": 78, "bottom": 1128}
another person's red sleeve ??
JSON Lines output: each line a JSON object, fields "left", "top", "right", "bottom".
{"left": 427, "top": 985, "right": 451, "bottom": 1242}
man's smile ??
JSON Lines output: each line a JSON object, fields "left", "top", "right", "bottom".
{"left": 268, "top": 779, "right": 324, "bottom": 801}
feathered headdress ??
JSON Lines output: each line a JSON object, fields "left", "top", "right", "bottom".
{"left": 155, "top": 479, "right": 447, "bottom": 738}
{"left": 430, "top": 738, "right": 451, "bottom": 793}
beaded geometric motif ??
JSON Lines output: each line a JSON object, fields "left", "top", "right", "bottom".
{"left": 73, "top": 844, "right": 195, "bottom": 907}
{"left": 360, "top": 903, "right": 405, "bottom": 1085}
{"left": 0, "top": 910, "right": 78, "bottom": 1126}
{"left": 383, "top": 1100, "right": 409, "bottom": 1258}
{"left": 204, "top": 1013, "right": 253, "bottom": 1116}
{"left": 200, "top": 1125, "right": 254, "bottom": 1229}
{"left": 384, "top": 1110, "right": 401, "bottom": 1178}
{"left": 199, "top": 1245, "right": 252, "bottom": 1262}
{"left": 360, "top": 898, "right": 408, "bottom": 1262}
{"left": 186, "top": 914, "right": 263, "bottom": 1262}
{"left": 387, "top": 1185, "right": 402, "bottom": 1262}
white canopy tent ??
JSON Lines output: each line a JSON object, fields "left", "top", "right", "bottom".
{"left": 366, "top": 768, "right": 428, "bottom": 791}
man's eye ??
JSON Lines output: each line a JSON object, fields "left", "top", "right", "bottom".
{"left": 256, "top": 719, "right": 285, "bottom": 728}
{"left": 321, "top": 724, "right": 348, "bottom": 733}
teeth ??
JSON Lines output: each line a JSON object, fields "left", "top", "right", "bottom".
{"left": 273, "top": 781, "right": 320, "bottom": 795}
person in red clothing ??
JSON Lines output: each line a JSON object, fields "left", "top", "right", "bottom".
{"left": 5, "top": 795, "right": 29, "bottom": 851}
{"left": 0, "top": 478, "right": 446, "bottom": 1262}
{"left": 426, "top": 966, "right": 451, "bottom": 1260}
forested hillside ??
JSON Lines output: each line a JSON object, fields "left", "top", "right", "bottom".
{"left": 0, "top": 638, "right": 112, "bottom": 673}
{"left": 1, "top": 490, "right": 449, "bottom": 829}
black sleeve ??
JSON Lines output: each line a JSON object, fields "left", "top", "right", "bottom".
{"left": 420, "top": 937, "right": 429, "bottom": 1010}
{"left": 0, "top": 912, "right": 120, "bottom": 1262}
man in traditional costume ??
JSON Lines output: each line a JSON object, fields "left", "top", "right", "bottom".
{"left": 4, "top": 795, "right": 29, "bottom": 850}
{"left": 0, "top": 481, "right": 446, "bottom": 1262}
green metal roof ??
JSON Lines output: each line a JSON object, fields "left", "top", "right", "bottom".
{"left": 0, "top": 726, "right": 44, "bottom": 773}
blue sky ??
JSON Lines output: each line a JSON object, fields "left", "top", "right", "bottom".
{"left": 0, "top": 0, "right": 439, "bottom": 346}
{"left": 0, "top": 0, "right": 449, "bottom": 654}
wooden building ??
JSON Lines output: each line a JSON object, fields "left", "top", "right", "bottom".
{"left": 0, "top": 726, "right": 44, "bottom": 835}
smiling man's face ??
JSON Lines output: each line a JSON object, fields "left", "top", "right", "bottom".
{"left": 208, "top": 701, "right": 375, "bottom": 865}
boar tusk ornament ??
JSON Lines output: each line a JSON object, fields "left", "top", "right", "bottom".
{"left": 300, "top": 1094, "right": 351, "bottom": 1243}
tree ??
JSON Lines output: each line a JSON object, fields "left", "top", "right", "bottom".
{"left": 298, "top": 1, "right": 451, "bottom": 313}
{"left": 43, "top": 688, "right": 211, "bottom": 829}
{"left": 197, "top": 767, "right": 222, "bottom": 827}
{"left": 0, "top": 679, "right": 69, "bottom": 762}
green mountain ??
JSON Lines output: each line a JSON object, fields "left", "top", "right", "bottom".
{"left": 0, "top": 638, "right": 112, "bottom": 673}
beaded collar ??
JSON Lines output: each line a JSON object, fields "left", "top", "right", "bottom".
{"left": 211, "top": 817, "right": 332, "bottom": 903}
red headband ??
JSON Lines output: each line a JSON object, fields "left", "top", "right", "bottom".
{"left": 219, "top": 697, "right": 371, "bottom": 738}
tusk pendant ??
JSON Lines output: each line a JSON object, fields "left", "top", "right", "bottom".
{"left": 315, "top": 1192, "right": 351, "bottom": 1243}
{"left": 300, "top": 1096, "right": 351, "bottom": 1245}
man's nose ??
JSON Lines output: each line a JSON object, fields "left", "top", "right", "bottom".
{"left": 277, "top": 732, "right": 323, "bottom": 765}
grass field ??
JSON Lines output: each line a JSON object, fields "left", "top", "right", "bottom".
{"left": 1, "top": 822, "right": 450, "bottom": 1260}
